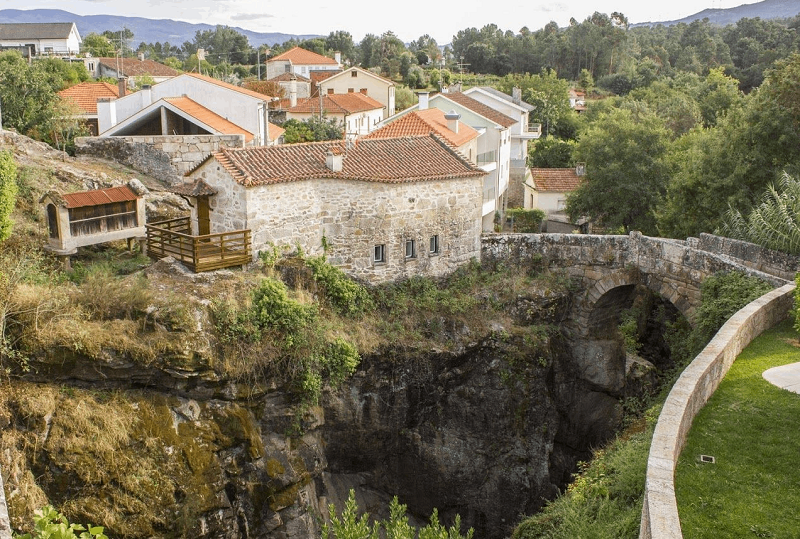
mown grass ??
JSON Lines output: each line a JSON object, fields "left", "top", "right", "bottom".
{"left": 675, "top": 319, "right": 800, "bottom": 538}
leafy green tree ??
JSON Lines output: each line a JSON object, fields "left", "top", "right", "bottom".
{"left": 186, "top": 25, "right": 251, "bottom": 65}
{"left": 0, "top": 150, "right": 18, "bottom": 243}
{"left": 529, "top": 137, "right": 575, "bottom": 168}
{"left": 326, "top": 31, "right": 356, "bottom": 64}
{"left": 81, "top": 33, "right": 116, "bottom": 57}
{"left": 102, "top": 27, "right": 134, "bottom": 56}
{"left": 394, "top": 85, "right": 417, "bottom": 111}
{"left": 321, "top": 490, "right": 380, "bottom": 539}
{"left": 567, "top": 106, "right": 671, "bottom": 234}
{"left": 499, "top": 70, "right": 571, "bottom": 136}
{"left": 281, "top": 116, "right": 342, "bottom": 144}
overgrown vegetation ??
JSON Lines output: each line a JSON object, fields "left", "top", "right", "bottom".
{"left": 321, "top": 490, "right": 474, "bottom": 539}
{"left": 505, "top": 208, "right": 546, "bottom": 233}
{"left": 675, "top": 320, "right": 800, "bottom": 538}
{"left": 14, "top": 505, "right": 108, "bottom": 539}
{"left": 512, "top": 270, "right": 777, "bottom": 538}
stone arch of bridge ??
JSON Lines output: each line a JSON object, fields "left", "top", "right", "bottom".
{"left": 574, "top": 269, "right": 693, "bottom": 339}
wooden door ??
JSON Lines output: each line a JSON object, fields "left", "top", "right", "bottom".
{"left": 198, "top": 196, "right": 211, "bottom": 236}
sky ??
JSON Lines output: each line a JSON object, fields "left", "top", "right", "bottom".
{"left": 5, "top": 0, "right": 756, "bottom": 43}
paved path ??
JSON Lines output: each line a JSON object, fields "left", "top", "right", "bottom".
{"left": 763, "top": 362, "right": 800, "bottom": 394}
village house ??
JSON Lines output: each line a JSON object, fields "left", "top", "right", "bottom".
{"left": 58, "top": 81, "right": 120, "bottom": 136}
{"left": 278, "top": 93, "right": 385, "bottom": 137}
{"left": 569, "top": 89, "right": 587, "bottom": 113}
{"left": 266, "top": 46, "right": 341, "bottom": 80}
{"left": 268, "top": 72, "right": 312, "bottom": 99}
{"left": 176, "top": 135, "right": 486, "bottom": 282}
{"left": 379, "top": 91, "right": 515, "bottom": 231}
{"left": 0, "top": 22, "right": 81, "bottom": 57}
{"left": 86, "top": 55, "right": 180, "bottom": 90}
{"left": 97, "top": 72, "right": 282, "bottom": 146}
{"left": 526, "top": 165, "right": 586, "bottom": 232}
{"left": 463, "top": 86, "right": 541, "bottom": 207}
{"left": 317, "top": 67, "right": 396, "bottom": 116}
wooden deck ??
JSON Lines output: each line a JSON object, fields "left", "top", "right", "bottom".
{"left": 145, "top": 217, "right": 251, "bottom": 272}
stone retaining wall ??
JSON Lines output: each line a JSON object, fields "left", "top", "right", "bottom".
{"left": 639, "top": 283, "right": 796, "bottom": 539}
{"left": 75, "top": 135, "right": 245, "bottom": 186}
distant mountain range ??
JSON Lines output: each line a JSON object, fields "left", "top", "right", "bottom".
{"left": 633, "top": 0, "right": 800, "bottom": 27}
{"left": 1, "top": 0, "right": 799, "bottom": 49}
{"left": 0, "top": 9, "right": 318, "bottom": 48}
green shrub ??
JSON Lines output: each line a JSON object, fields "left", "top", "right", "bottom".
{"left": 323, "top": 337, "right": 361, "bottom": 387}
{"left": 251, "top": 277, "right": 317, "bottom": 345}
{"left": 0, "top": 149, "right": 19, "bottom": 242}
{"left": 14, "top": 505, "right": 108, "bottom": 539}
{"left": 795, "top": 273, "right": 800, "bottom": 335}
{"left": 305, "top": 255, "right": 374, "bottom": 317}
{"left": 505, "top": 208, "right": 546, "bottom": 233}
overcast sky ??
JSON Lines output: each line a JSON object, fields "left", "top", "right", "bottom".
{"left": 7, "top": 0, "right": 756, "bottom": 43}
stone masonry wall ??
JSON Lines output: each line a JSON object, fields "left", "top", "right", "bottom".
{"left": 639, "top": 283, "right": 795, "bottom": 539}
{"left": 695, "top": 233, "right": 800, "bottom": 281}
{"left": 189, "top": 161, "right": 484, "bottom": 284}
{"left": 75, "top": 135, "right": 245, "bottom": 186}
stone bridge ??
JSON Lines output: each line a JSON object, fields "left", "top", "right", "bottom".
{"left": 481, "top": 232, "right": 797, "bottom": 339}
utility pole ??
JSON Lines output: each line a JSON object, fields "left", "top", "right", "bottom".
{"left": 257, "top": 48, "right": 260, "bottom": 81}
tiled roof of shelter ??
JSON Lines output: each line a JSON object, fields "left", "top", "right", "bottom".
{"left": 164, "top": 97, "right": 255, "bottom": 142}
{"left": 203, "top": 134, "right": 485, "bottom": 186}
{"left": 530, "top": 168, "right": 583, "bottom": 192}
{"left": 170, "top": 179, "right": 218, "bottom": 197}
{"left": 442, "top": 92, "right": 517, "bottom": 128}
{"left": 61, "top": 185, "right": 140, "bottom": 209}
{"left": 182, "top": 73, "right": 273, "bottom": 101}
{"left": 365, "top": 109, "right": 478, "bottom": 148}
{"left": 269, "top": 47, "right": 338, "bottom": 65}
{"left": 0, "top": 23, "right": 75, "bottom": 39}
{"left": 96, "top": 57, "right": 180, "bottom": 77}
{"left": 58, "top": 82, "right": 119, "bottom": 114}
{"left": 282, "top": 92, "right": 384, "bottom": 114}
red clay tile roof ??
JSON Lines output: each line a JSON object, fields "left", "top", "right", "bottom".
{"left": 282, "top": 93, "right": 384, "bottom": 114}
{"left": 268, "top": 123, "right": 285, "bottom": 141}
{"left": 62, "top": 185, "right": 140, "bottom": 209}
{"left": 530, "top": 168, "right": 583, "bottom": 192}
{"left": 204, "top": 135, "right": 485, "bottom": 186}
{"left": 97, "top": 57, "right": 180, "bottom": 78}
{"left": 365, "top": 109, "right": 478, "bottom": 148}
{"left": 58, "top": 82, "right": 119, "bottom": 114}
{"left": 164, "top": 97, "right": 255, "bottom": 142}
{"left": 442, "top": 92, "right": 517, "bottom": 128}
{"left": 182, "top": 72, "right": 273, "bottom": 101}
{"left": 310, "top": 70, "right": 341, "bottom": 84}
{"left": 269, "top": 47, "right": 338, "bottom": 65}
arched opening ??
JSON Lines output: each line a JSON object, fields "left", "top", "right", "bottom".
{"left": 46, "top": 203, "right": 59, "bottom": 239}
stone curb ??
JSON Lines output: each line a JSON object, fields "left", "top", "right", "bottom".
{"left": 639, "top": 283, "right": 796, "bottom": 539}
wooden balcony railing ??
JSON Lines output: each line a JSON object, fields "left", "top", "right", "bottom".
{"left": 145, "top": 217, "right": 252, "bottom": 272}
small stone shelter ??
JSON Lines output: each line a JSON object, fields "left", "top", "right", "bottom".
{"left": 180, "top": 135, "right": 487, "bottom": 283}
{"left": 40, "top": 180, "right": 148, "bottom": 255}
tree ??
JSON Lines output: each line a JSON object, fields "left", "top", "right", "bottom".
{"left": 499, "top": 70, "right": 571, "bottom": 136}
{"left": 281, "top": 116, "right": 342, "bottom": 144}
{"left": 187, "top": 25, "right": 251, "bottom": 65}
{"left": 567, "top": 106, "right": 671, "bottom": 234}
{"left": 0, "top": 150, "right": 17, "bottom": 243}
{"left": 0, "top": 52, "right": 62, "bottom": 138}
{"left": 81, "top": 33, "right": 116, "bottom": 57}
{"left": 326, "top": 31, "right": 356, "bottom": 64}
{"left": 529, "top": 137, "right": 575, "bottom": 168}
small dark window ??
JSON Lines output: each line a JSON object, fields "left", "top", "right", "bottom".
{"left": 374, "top": 244, "right": 385, "bottom": 263}
{"left": 429, "top": 235, "right": 439, "bottom": 255}
{"left": 351, "top": 70, "right": 358, "bottom": 77}
{"left": 46, "top": 204, "right": 59, "bottom": 239}
{"left": 360, "top": 88, "right": 368, "bottom": 94}
{"left": 327, "top": 88, "right": 334, "bottom": 94}
{"left": 348, "top": 88, "right": 354, "bottom": 93}
{"left": 405, "top": 239, "right": 416, "bottom": 259}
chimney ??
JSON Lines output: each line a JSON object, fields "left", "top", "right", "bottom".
{"left": 444, "top": 110, "right": 460, "bottom": 133}
{"left": 417, "top": 91, "right": 430, "bottom": 110}
{"left": 576, "top": 163, "right": 586, "bottom": 176}
{"left": 334, "top": 51, "right": 342, "bottom": 65}
{"left": 289, "top": 75, "right": 297, "bottom": 108}
{"left": 97, "top": 97, "right": 117, "bottom": 132}
{"left": 512, "top": 87, "right": 522, "bottom": 105}
{"left": 117, "top": 77, "right": 127, "bottom": 98}
{"left": 137, "top": 52, "right": 145, "bottom": 61}
{"left": 325, "top": 149, "right": 343, "bottom": 172}
{"left": 140, "top": 85, "right": 152, "bottom": 108}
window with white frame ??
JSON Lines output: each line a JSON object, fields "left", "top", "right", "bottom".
{"left": 429, "top": 235, "right": 440, "bottom": 255}
{"left": 405, "top": 239, "right": 416, "bottom": 258}
{"left": 374, "top": 244, "right": 386, "bottom": 263}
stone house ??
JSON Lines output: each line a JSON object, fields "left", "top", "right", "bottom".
{"left": 381, "top": 92, "right": 515, "bottom": 231}
{"left": 266, "top": 47, "right": 341, "bottom": 80}
{"left": 179, "top": 135, "right": 486, "bottom": 283}
{"left": 317, "top": 67, "right": 396, "bottom": 116}
{"left": 0, "top": 22, "right": 81, "bottom": 57}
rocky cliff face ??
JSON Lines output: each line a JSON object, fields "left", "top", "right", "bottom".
{"left": 2, "top": 263, "right": 656, "bottom": 539}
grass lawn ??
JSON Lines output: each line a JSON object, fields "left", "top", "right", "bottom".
{"left": 675, "top": 319, "right": 800, "bottom": 538}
